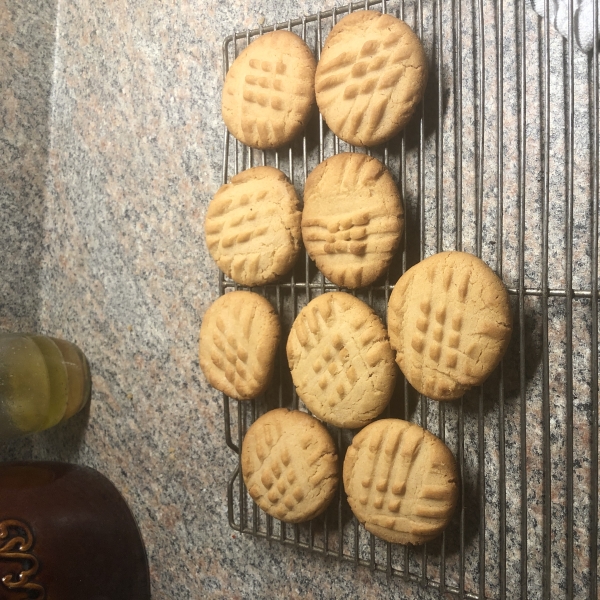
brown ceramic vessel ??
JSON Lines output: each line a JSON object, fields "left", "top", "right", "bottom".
{"left": 0, "top": 462, "right": 150, "bottom": 600}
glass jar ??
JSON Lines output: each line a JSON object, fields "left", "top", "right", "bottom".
{"left": 0, "top": 334, "right": 91, "bottom": 439}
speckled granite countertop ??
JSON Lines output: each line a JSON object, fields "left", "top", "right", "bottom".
{"left": 1, "top": 1, "right": 598, "bottom": 599}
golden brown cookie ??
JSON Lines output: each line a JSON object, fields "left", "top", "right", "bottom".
{"left": 302, "top": 152, "right": 403, "bottom": 289}
{"left": 343, "top": 419, "right": 458, "bottom": 545}
{"left": 388, "top": 251, "right": 512, "bottom": 401}
{"left": 241, "top": 408, "right": 339, "bottom": 523}
{"left": 199, "top": 291, "right": 280, "bottom": 400}
{"left": 205, "top": 166, "right": 302, "bottom": 286}
{"left": 222, "top": 30, "right": 316, "bottom": 149}
{"left": 315, "top": 10, "right": 428, "bottom": 147}
{"left": 286, "top": 292, "right": 396, "bottom": 429}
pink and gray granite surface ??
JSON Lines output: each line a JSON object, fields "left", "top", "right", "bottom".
{"left": 1, "top": 0, "right": 598, "bottom": 598}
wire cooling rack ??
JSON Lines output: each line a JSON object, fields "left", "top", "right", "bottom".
{"left": 219, "top": 1, "right": 599, "bottom": 598}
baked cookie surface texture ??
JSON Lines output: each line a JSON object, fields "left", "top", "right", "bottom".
{"left": 222, "top": 30, "right": 316, "bottom": 149}
{"left": 388, "top": 251, "right": 512, "bottom": 401}
{"left": 286, "top": 292, "right": 396, "bottom": 429}
{"left": 343, "top": 419, "right": 458, "bottom": 545}
{"left": 205, "top": 166, "right": 302, "bottom": 286}
{"left": 315, "top": 10, "right": 428, "bottom": 147}
{"left": 241, "top": 408, "right": 339, "bottom": 523}
{"left": 199, "top": 291, "right": 280, "bottom": 400}
{"left": 302, "top": 152, "right": 403, "bottom": 289}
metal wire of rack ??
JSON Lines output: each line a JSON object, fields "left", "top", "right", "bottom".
{"left": 218, "top": 1, "right": 599, "bottom": 598}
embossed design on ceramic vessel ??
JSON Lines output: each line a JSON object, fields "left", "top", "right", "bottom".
{"left": 0, "top": 519, "right": 45, "bottom": 599}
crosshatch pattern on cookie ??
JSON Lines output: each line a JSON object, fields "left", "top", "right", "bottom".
{"left": 287, "top": 292, "right": 396, "bottom": 429}
{"left": 199, "top": 292, "right": 280, "bottom": 400}
{"left": 388, "top": 251, "right": 512, "bottom": 401}
{"left": 315, "top": 11, "right": 428, "bottom": 147}
{"left": 343, "top": 419, "right": 458, "bottom": 545}
{"left": 302, "top": 153, "right": 403, "bottom": 289}
{"left": 205, "top": 167, "right": 302, "bottom": 286}
{"left": 242, "top": 409, "right": 339, "bottom": 523}
{"left": 222, "top": 30, "right": 316, "bottom": 149}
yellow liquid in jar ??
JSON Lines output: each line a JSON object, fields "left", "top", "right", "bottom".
{"left": 0, "top": 334, "right": 90, "bottom": 439}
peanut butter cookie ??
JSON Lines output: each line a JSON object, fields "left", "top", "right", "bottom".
{"left": 344, "top": 419, "right": 458, "bottom": 545}
{"left": 315, "top": 10, "right": 428, "bottom": 147}
{"left": 302, "top": 152, "right": 403, "bottom": 289}
{"left": 387, "top": 251, "right": 512, "bottom": 400}
{"left": 199, "top": 291, "right": 280, "bottom": 400}
{"left": 287, "top": 292, "right": 396, "bottom": 429}
{"left": 222, "top": 30, "right": 316, "bottom": 149}
{"left": 242, "top": 408, "right": 339, "bottom": 523}
{"left": 205, "top": 166, "right": 302, "bottom": 286}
